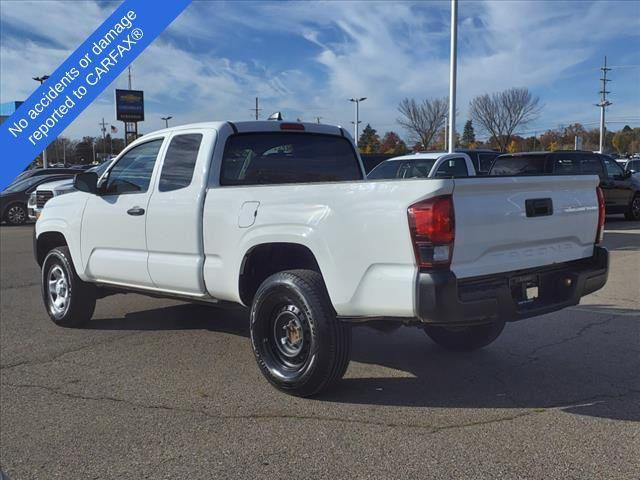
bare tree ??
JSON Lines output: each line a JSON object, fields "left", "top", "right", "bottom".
{"left": 397, "top": 97, "right": 448, "bottom": 149}
{"left": 469, "top": 87, "right": 542, "bottom": 151}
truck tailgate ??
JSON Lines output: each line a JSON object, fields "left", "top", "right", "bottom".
{"left": 451, "top": 175, "right": 600, "bottom": 279}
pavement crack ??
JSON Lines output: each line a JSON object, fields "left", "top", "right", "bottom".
{"left": 0, "top": 332, "right": 142, "bottom": 371}
{"left": 516, "top": 315, "right": 618, "bottom": 367}
{"left": 1, "top": 381, "right": 544, "bottom": 433}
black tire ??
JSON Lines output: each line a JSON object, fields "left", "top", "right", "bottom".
{"left": 423, "top": 321, "right": 505, "bottom": 352}
{"left": 4, "top": 203, "right": 27, "bottom": 225}
{"left": 250, "top": 269, "right": 351, "bottom": 397}
{"left": 41, "top": 246, "right": 96, "bottom": 327}
{"left": 624, "top": 195, "right": 640, "bottom": 221}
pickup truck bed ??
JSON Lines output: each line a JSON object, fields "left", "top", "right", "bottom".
{"left": 34, "top": 120, "right": 608, "bottom": 396}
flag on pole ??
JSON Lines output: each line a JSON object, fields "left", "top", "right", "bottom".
{"left": 110, "top": 125, "right": 118, "bottom": 134}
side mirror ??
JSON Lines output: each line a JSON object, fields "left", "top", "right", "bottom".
{"left": 74, "top": 172, "right": 98, "bottom": 194}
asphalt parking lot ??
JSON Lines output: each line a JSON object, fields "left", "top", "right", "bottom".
{"left": 1, "top": 219, "right": 638, "bottom": 479}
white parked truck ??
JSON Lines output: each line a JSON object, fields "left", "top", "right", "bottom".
{"left": 35, "top": 121, "right": 609, "bottom": 396}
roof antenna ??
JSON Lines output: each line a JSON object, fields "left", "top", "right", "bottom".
{"left": 268, "top": 112, "right": 283, "bottom": 121}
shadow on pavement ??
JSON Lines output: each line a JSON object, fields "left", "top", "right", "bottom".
{"left": 604, "top": 217, "right": 640, "bottom": 251}
{"left": 87, "top": 302, "right": 250, "bottom": 336}
{"left": 85, "top": 300, "right": 639, "bottom": 422}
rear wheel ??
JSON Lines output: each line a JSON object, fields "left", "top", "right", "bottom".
{"left": 4, "top": 203, "right": 27, "bottom": 225}
{"left": 250, "top": 269, "right": 351, "bottom": 397}
{"left": 423, "top": 321, "right": 505, "bottom": 352}
{"left": 625, "top": 195, "right": 640, "bottom": 221}
{"left": 42, "top": 247, "right": 96, "bottom": 327}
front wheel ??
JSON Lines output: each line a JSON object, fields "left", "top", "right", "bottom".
{"left": 625, "top": 195, "right": 640, "bottom": 221}
{"left": 250, "top": 269, "right": 351, "bottom": 397}
{"left": 4, "top": 203, "right": 27, "bottom": 225}
{"left": 42, "top": 246, "right": 96, "bottom": 327}
{"left": 423, "top": 321, "right": 505, "bottom": 352}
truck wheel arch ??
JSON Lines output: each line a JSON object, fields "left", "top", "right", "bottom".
{"left": 238, "top": 243, "right": 324, "bottom": 306}
{"left": 36, "top": 231, "right": 68, "bottom": 266}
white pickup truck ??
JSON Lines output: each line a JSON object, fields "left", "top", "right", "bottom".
{"left": 367, "top": 151, "right": 477, "bottom": 179}
{"left": 35, "top": 120, "right": 609, "bottom": 396}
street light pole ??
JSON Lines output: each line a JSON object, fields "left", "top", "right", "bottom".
{"left": 33, "top": 75, "right": 50, "bottom": 167}
{"left": 161, "top": 116, "right": 173, "bottom": 128}
{"left": 447, "top": 0, "right": 458, "bottom": 153}
{"left": 349, "top": 97, "right": 367, "bottom": 143}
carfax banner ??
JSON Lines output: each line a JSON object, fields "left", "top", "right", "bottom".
{"left": 0, "top": 0, "right": 191, "bottom": 190}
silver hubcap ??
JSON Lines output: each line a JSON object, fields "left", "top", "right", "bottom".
{"left": 273, "top": 305, "right": 305, "bottom": 359}
{"left": 47, "top": 265, "right": 69, "bottom": 316}
{"left": 7, "top": 205, "right": 26, "bottom": 223}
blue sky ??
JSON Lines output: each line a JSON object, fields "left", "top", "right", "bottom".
{"left": 1, "top": 0, "right": 639, "bottom": 142}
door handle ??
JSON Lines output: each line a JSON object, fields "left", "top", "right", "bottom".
{"left": 127, "top": 207, "right": 145, "bottom": 216}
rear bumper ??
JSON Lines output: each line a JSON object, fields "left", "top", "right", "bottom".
{"left": 416, "top": 247, "right": 609, "bottom": 325}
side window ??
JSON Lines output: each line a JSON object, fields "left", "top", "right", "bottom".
{"left": 104, "top": 139, "right": 163, "bottom": 195}
{"left": 553, "top": 154, "right": 581, "bottom": 174}
{"left": 478, "top": 153, "right": 498, "bottom": 173}
{"left": 435, "top": 157, "right": 468, "bottom": 177}
{"left": 490, "top": 155, "right": 548, "bottom": 175}
{"left": 602, "top": 156, "right": 624, "bottom": 178}
{"left": 579, "top": 155, "right": 605, "bottom": 177}
{"left": 158, "top": 134, "right": 203, "bottom": 192}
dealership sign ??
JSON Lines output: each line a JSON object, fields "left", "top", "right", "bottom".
{"left": 115, "top": 89, "right": 145, "bottom": 122}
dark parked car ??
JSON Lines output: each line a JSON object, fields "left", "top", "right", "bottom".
{"left": 1, "top": 174, "right": 74, "bottom": 225}
{"left": 490, "top": 151, "right": 640, "bottom": 221}
{"left": 8, "top": 167, "right": 83, "bottom": 189}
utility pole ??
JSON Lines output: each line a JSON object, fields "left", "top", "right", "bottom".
{"left": 250, "top": 97, "right": 261, "bottom": 120}
{"left": 33, "top": 75, "right": 50, "bottom": 167}
{"left": 447, "top": 0, "right": 458, "bottom": 153}
{"left": 99, "top": 118, "right": 108, "bottom": 160}
{"left": 597, "top": 56, "right": 612, "bottom": 154}
{"left": 349, "top": 97, "right": 367, "bottom": 142}
{"left": 316, "top": 116, "right": 322, "bottom": 124}
{"left": 128, "top": 66, "right": 132, "bottom": 89}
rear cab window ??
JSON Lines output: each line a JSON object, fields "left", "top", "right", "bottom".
{"left": 489, "top": 154, "right": 549, "bottom": 175}
{"left": 220, "top": 133, "right": 362, "bottom": 185}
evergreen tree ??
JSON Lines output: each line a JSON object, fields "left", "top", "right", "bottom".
{"left": 358, "top": 124, "right": 381, "bottom": 153}
{"left": 461, "top": 120, "right": 476, "bottom": 147}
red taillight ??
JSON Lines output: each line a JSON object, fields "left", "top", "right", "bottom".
{"left": 408, "top": 195, "right": 455, "bottom": 269}
{"left": 596, "top": 186, "right": 605, "bottom": 244}
{"left": 280, "top": 123, "right": 305, "bottom": 131}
